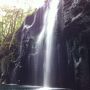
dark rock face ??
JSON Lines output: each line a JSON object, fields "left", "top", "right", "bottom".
{"left": 63, "top": 0, "right": 88, "bottom": 25}
{"left": 13, "top": 7, "right": 45, "bottom": 86}
{"left": 63, "top": 0, "right": 90, "bottom": 90}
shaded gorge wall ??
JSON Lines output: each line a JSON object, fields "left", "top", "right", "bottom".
{"left": 63, "top": 0, "right": 90, "bottom": 90}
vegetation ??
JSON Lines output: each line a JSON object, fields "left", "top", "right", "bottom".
{"left": 0, "top": 7, "right": 34, "bottom": 84}
{"left": 0, "top": 7, "right": 33, "bottom": 45}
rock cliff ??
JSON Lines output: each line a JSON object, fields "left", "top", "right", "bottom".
{"left": 63, "top": 0, "right": 90, "bottom": 90}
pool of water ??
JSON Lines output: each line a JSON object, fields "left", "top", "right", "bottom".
{"left": 0, "top": 85, "right": 71, "bottom": 90}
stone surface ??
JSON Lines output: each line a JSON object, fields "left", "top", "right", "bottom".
{"left": 63, "top": 0, "right": 90, "bottom": 90}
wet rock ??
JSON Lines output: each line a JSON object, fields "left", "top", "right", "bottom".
{"left": 63, "top": 0, "right": 90, "bottom": 90}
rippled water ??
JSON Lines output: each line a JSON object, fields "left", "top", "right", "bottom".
{"left": 0, "top": 85, "right": 71, "bottom": 90}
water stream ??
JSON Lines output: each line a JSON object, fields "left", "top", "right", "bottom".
{"left": 43, "top": 0, "right": 60, "bottom": 86}
{"left": 11, "top": 0, "right": 61, "bottom": 88}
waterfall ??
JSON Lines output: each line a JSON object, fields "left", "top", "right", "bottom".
{"left": 43, "top": 0, "right": 60, "bottom": 86}
{"left": 11, "top": 0, "right": 61, "bottom": 88}
{"left": 36, "top": 0, "right": 60, "bottom": 87}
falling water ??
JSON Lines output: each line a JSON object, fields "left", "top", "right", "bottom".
{"left": 44, "top": 0, "right": 59, "bottom": 86}
{"left": 11, "top": 11, "right": 37, "bottom": 83}
{"left": 11, "top": 0, "right": 60, "bottom": 87}
{"left": 36, "top": 0, "right": 60, "bottom": 87}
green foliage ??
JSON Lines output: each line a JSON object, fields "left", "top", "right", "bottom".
{"left": 0, "top": 8, "right": 22, "bottom": 44}
{"left": 0, "top": 7, "right": 34, "bottom": 46}
{"left": 0, "top": 7, "right": 34, "bottom": 84}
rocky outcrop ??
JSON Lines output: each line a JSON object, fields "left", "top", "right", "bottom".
{"left": 63, "top": 0, "right": 90, "bottom": 90}
{"left": 63, "top": 0, "right": 88, "bottom": 25}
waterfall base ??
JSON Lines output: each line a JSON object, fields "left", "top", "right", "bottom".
{"left": 0, "top": 85, "right": 71, "bottom": 90}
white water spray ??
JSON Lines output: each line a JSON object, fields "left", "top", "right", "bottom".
{"left": 11, "top": 0, "right": 61, "bottom": 87}
{"left": 36, "top": 0, "right": 60, "bottom": 87}
{"left": 44, "top": 0, "right": 60, "bottom": 86}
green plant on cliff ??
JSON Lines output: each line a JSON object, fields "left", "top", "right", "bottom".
{"left": 0, "top": 7, "right": 34, "bottom": 84}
